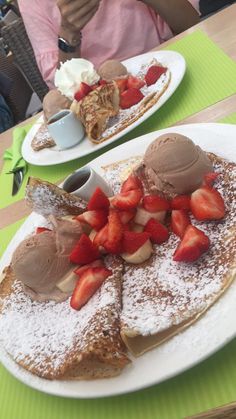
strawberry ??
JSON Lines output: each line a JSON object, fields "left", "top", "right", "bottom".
{"left": 104, "top": 209, "right": 124, "bottom": 254}
{"left": 74, "top": 82, "right": 92, "bottom": 101}
{"left": 111, "top": 189, "right": 143, "bottom": 210}
{"left": 76, "top": 209, "right": 108, "bottom": 231}
{"left": 171, "top": 209, "right": 191, "bottom": 238}
{"left": 190, "top": 186, "right": 225, "bottom": 221}
{"left": 70, "top": 267, "right": 112, "bottom": 310}
{"left": 36, "top": 227, "right": 51, "bottom": 234}
{"left": 173, "top": 225, "right": 210, "bottom": 262}
{"left": 170, "top": 195, "right": 191, "bottom": 211}
{"left": 90, "top": 83, "right": 99, "bottom": 90}
{"left": 122, "top": 231, "right": 150, "bottom": 254}
{"left": 120, "top": 174, "right": 143, "bottom": 193}
{"left": 70, "top": 234, "right": 100, "bottom": 265}
{"left": 93, "top": 224, "right": 109, "bottom": 248}
{"left": 115, "top": 78, "right": 128, "bottom": 94}
{"left": 120, "top": 88, "right": 144, "bottom": 109}
{"left": 203, "top": 172, "right": 220, "bottom": 186}
{"left": 144, "top": 218, "right": 169, "bottom": 244}
{"left": 142, "top": 194, "right": 170, "bottom": 212}
{"left": 74, "top": 260, "right": 104, "bottom": 277}
{"left": 145, "top": 65, "right": 167, "bottom": 86}
{"left": 127, "top": 75, "right": 145, "bottom": 90}
{"left": 99, "top": 79, "right": 107, "bottom": 86}
{"left": 87, "top": 187, "right": 110, "bottom": 211}
{"left": 118, "top": 209, "right": 136, "bottom": 224}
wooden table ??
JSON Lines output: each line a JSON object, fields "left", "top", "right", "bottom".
{"left": 1, "top": 4, "right": 236, "bottom": 229}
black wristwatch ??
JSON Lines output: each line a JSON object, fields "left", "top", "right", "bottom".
{"left": 58, "top": 33, "right": 82, "bottom": 53}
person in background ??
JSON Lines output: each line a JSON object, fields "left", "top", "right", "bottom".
{"left": 18, "top": 0, "right": 200, "bottom": 90}
{"left": 0, "top": 71, "right": 14, "bottom": 133}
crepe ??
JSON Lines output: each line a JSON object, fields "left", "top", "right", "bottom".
{"left": 31, "top": 122, "right": 55, "bottom": 151}
{"left": 102, "top": 153, "right": 236, "bottom": 356}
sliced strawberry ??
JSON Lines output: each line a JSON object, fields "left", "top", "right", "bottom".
{"left": 74, "top": 260, "right": 104, "bottom": 277}
{"left": 111, "top": 189, "right": 143, "bottom": 210}
{"left": 145, "top": 65, "right": 167, "bottom": 86}
{"left": 173, "top": 225, "right": 210, "bottom": 262}
{"left": 70, "top": 267, "right": 112, "bottom": 310}
{"left": 127, "top": 75, "right": 145, "bottom": 90}
{"left": 120, "top": 174, "right": 143, "bottom": 193}
{"left": 90, "top": 83, "right": 99, "bottom": 90}
{"left": 36, "top": 227, "right": 51, "bottom": 234}
{"left": 142, "top": 194, "right": 170, "bottom": 212}
{"left": 70, "top": 234, "right": 100, "bottom": 265}
{"left": 118, "top": 209, "right": 136, "bottom": 224}
{"left": 104, "top": 209, "right": 124, "bottom": 254}
{"left": 76, "top": 209, "right": 108, "bottom": 231}
{"left": 93, "top": 224, "right": 109, "bottom": 248}
{"left": 115, "top": 78, "right": 128, "bottom": 94}
{"left": 99, "top": 79, "right": 107, "bottom": 86}
{"left": 120, "top": 88, "right": 144, "bottom": 109}
{"left": 122, "top": 231, "right": 150, "bottom": 254}
{"left": 171, "top": 209, "right": 191, "bottom": 239}
{"left": 203, "top": 172, "right": 220, "bottom": 186}
{"left": 87, "top": 187, "right": 110, "bottom": 211}
{"left": 74, "top": 82, "right": 92, "bottom": 101}
{"left": 170, "top": 195, "right": 191, "bottom": 211}
{"left": 144, "top": 218, "right": 169, "bottom": 244}
{"left": 190, "top": 186, "right": 225, "bottom": 221}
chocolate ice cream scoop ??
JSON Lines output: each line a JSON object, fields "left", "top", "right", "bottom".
{"left": 98, "top": 59, "right": 128, "bottom": 81}
{"left": 143, "top": 133, "right": 213, "bottom": 196}
{"left": 43, "top": 89, "right": 72, "bottom": 123}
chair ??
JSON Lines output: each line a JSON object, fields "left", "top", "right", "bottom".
{"left": 1, "top": 17, "right": 49, "bottom": 101}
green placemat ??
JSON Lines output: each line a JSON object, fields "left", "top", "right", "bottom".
{"left": 1, "top": 30, "right": 236, "bottom": 209}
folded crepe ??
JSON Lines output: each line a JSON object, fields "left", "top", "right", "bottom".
{"left": 70, "top": 82, "right": 120, "bottom": 143}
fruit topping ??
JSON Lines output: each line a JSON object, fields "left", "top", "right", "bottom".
{"left": 115, "top": 78, "right": 128, "bottom": 94}
{"left": 121, "top": 239, "right": 152, "bottom": 264}
{"left": 145, "top": 65, "right": 167, "bottom": 86}
{"left": 120, "top": 88, "right": 144, "bottom": 109}
{"left": 118, "top": 209, "right": 136, "bottom": 224}
{"left": 142, "top": 194, "right": 170, "bottom": 212}
{"left": 190, "top": 186, "right": 225, "bottom": 221}
{"left": 111, "top": 189, "right": 143, "bottom": 210}
{"left": 134, "top": 207, "right": 166, "bottom": 225}
{"left": 203, "top": 172, "right": 220, "bottom": 186}
{"left": 87, "top": 187, "right": 110, "bottom": 211}
{"left": 70, "top": 234, "right": 100, "bottom": 265}
{"left": 36, "top": 227, "right": 51, "bottom": 234}
{"left": 120, "top": 174, "right": 143, "bottom": 193}
{"left": 74, "top": 260, "right": 104, "bottom": 277}
{"left": 171, "top": 209, "right": 191, "bottom": 238}
{"left": 173, "top": 225, "right": 210, "bottom": 262}
{"left": 76, "top": 209, "right": 108, "bottom": 231}
{"left": 103, "top": 209, "right": 124, "bottom": 254}
{"left": 144, "top": 218, "right": 169, "bottom": 244}
{"left": 70, "top": 267, "right": 112, "bottom": 310}
{"left": 170, "top": 195, "right": 191, "bottom": 211}
{"left": 127, "top": 75, "right": 145, "bottom": 90}
{"left": 122, "top": 231, "right": 150, "bottom": 254}
{"left": 74, "top": 82, "right": 92, "bottom": 102}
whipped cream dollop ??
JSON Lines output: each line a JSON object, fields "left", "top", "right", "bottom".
{"left": 55, "top": 58, "right": 100, "bottom": 100}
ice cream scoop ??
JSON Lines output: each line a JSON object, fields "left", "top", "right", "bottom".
{"left": 55, "top": 58, "right": 100, "bottom": 100}
{"left": 143, "top": 133, "right": 213, "bottom": 196}
{"left": 98, "top": 59, "right": 128, "bottom": 81}
{"left": 11, "top": 217, "right": 83, "bottom": 302}
{"left": 43, "top": 89, "right": 72, "bottom": 123}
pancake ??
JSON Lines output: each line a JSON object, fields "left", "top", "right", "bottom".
{"left": 103, "top": 153, "right": 236, "bottom": 356}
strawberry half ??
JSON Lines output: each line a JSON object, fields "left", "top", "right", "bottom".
{"left": 118, "top": 209, "right": 136, "bottom": 224}
{"left": 87, "top": 187, "right": 110, "bottom": 211}
{"left": 99, "top": 79, "right": 107, "bottom": 86}
{"left": 74, "top": 260, "right": 104, "bottom": 277}
{"left": 111, "top": 189, "right": 143, "bottom": 210}
{"left": 203, "top": 172, "right": 220, "bottom": 186}
{"left": 142, "top": 194, "right": 170, "bottom": 212}
{"left": 104, "top": 209, "right": 124, "bottom": 254}
{"left": 36, "top": 227, "right": 51, "bottom": 234}
{"left": 120, "top": 88, "right": 144, "bottom": 109}
{"left": 145, "top": 65, "right": 167, "bottom": 86}
{"left": 173, "top": 225, "right": 210, "bottom": 262}
{"left": 76, "top": 209, "right": 108, "bottom": 231}
{"left": 115, "top": 78, "right": 128, "bottom": 94}
{"left": 70, "top": 267, "right": 112, "bottom": 310}
{"left": 127, "top": 75, "right": 145, "bottom": 90}
{"left": 144, "top": 218, "right": 169, "bottom": 244}
{"left": 70, "top": 234, "right": 100, "bottom": 265}
{"left": 120, "top": 174, "right": 143, "bottom": 193}
{"left": 122, "top": 231, "right": 150, "bottom": 254}
{"left": 170, "top": 195, "right": 191, "bottom": 211}
{"left": 171, "top": 209, "right": 191, "bottom": 238}
{"left": 93, "top": 224, "right": 109, "bottom": 249}
{"left": 190, "top": 186, "right": 225, "bottom": 221}
{"left": 74, "top": 82, "right": 92, "bottom": 102}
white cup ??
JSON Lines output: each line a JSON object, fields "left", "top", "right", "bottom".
{"left": 62, "top": 166, "right": 113, "bottom": 201}
{"left": 47, "top": 109, "right": 85, "bottom": 150}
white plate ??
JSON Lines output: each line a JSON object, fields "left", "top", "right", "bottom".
{"left": 22, "top": 51, "right": 186, "bottom": 166}
{"left": 1, "top": 123, "right": 236, "bottom": 399}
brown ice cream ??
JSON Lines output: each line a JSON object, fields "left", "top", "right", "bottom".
{"left": 98, "top": 59, "right": 128, "bottom": 81}
{"left": 143, "top": 133, "right": 213, "bottom": 196}
{"left": 43, "top": 89, "right": 72, "bottom": 123}
{"left": 11, "top": 217, "right": 82, "bottom": 302}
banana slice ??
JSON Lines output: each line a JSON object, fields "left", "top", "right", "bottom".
{"left": 89, "top": 229, "right": 97, "bottom": 241}
{"left": 134, "top": 207, "right": 166, "bottom": 225}
{"left": 56, "top": 268, "right": 78, "bottom": 293}
{"left": 121, "top": 239, "right": 152, "bottom": 264}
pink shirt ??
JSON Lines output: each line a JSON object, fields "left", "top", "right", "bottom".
{"left": 18, "top": 0, "right": 199, "bottom": 89}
